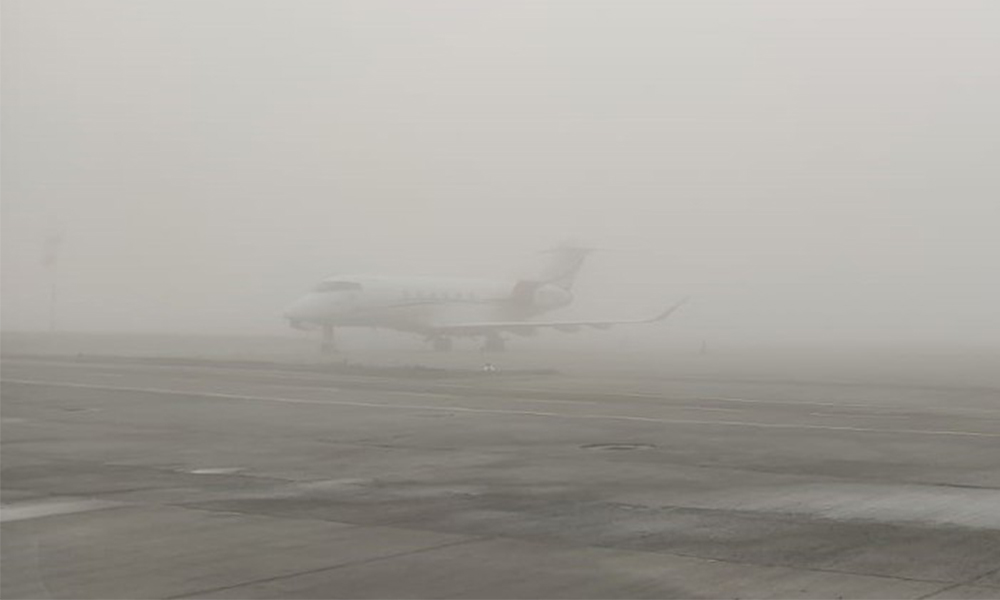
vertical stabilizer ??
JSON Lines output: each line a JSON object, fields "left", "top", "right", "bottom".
{"left": 529, "top": 243, "right": 594, "bottom": 291}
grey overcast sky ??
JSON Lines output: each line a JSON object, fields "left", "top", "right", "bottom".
{"left": 3, "top": 1, "right": 998, "bottom": 345}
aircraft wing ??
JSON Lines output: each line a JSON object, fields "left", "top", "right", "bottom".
{"left": 430, "top": 298, "right": 688, "bottom": 336}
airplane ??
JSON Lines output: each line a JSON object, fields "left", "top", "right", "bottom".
{"left": 283, "top": 244, "right": 686, "bottom": 353}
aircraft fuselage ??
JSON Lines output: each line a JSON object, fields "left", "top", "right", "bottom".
{"left": 284, "top": 275, "right": 572, "bottom": 336}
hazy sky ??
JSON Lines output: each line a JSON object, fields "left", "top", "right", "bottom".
{"left": 3, "top": 0, "right": 998, "bottom": 346}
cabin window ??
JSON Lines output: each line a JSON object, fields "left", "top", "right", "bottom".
{"left": 314, "top": 281, "right": 362, "bottom": 293}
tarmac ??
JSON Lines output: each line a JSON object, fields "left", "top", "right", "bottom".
{"left": 2, "top": 340, "right": 999, "bottom": 599}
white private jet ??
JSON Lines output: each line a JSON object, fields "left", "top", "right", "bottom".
{"left": 283, "top": 245, "right": 685, "bottom": 352}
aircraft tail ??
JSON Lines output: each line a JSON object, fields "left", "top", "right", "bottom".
{"left": 523, "top": 243, "right": 594, "bottom": 291}
{"left": 508, "top": 242, "right": 594, "bottom": 307}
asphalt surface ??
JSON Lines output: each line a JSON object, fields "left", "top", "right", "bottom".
{"left": 2, "top": 353, "right": 999, "bottom": 599}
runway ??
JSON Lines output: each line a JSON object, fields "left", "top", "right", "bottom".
{"left": 2, "top": 351, "right": 999, "bottom": 599}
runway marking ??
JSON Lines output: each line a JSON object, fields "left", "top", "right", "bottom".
{"left": 6, "top": 358, "right": 1000, "bottom": 416}
{"left": 0, "top": 498, "right": 124, "bottom": 523}
{"left": 268, "top": 384, "right": 747, "bottom": 412}
{"left": 189, "top": 467, "right": 246, "bottom": 475}
{"left": 807, "top": 412, "right": 912, "bottom": 418}
{"left": 4, "top": 378, "right": 999, "bottom": 439}
{"left": 701, "top": 395, "right": 1000, "bottom": 415}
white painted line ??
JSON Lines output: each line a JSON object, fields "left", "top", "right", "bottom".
{"left": 4, "top": 379, "right": 999, "bottom": 439}
{"left": 189, "top": 467, "right": 246, "bottom": 475}
{"left": 0, "top": 499, "right": 124, "bottom": 523}
{"left": 671, "top": 405, "right": 746, "bottom": 413}
{"left": 807, "top": 412, "right": 913, "bottom": 419}
{"left": 271, "top": 384, "right": 744, "bottom": 412}
{"left": 702, "top": 395, "right": 1000, "bottom": 415}
{"left": 7, "top": 358, "right": 1000, "bottom": 415}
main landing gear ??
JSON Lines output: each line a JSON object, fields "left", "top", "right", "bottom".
{"left": 482, "top": 333, "right": 506, "bottom": 353}
{"left": 320, "top": 325, "right": 337, "bottom": 354}
{"left": 431, "top": 337, "right": 454, "bottom": 352}
{"left": 426, "top": 336, "right": 505, "bottom": 352}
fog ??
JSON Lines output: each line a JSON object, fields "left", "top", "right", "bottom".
{"left": 3, "top": 0, "right": 998, "bottom": 348}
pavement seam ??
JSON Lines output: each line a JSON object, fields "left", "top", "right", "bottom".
{"left": 168, "top": 531, "right": 968, "bottom": 598}
{"left": 150, "top": 502, "right": 962, "bottom": 599}
{"left": 916, "top": 577, "right": 1000, "bottom": 600}
{"left": 8, "top": 482, "right": 993, "bottom": 590}
{"left": 624, "top": 545, "right": 961, "bottom": 587}
{"left": 161, "top": 536, "right": 490, "bottom": 599}
{"left": 409, "top": 527, "right": 964, "bottom": 588}
{"left": 166, "top": 502, "right": 374, "bottom": 531}
{"left": 5, "top": 366, "right": 996, "bottom": 598}
{"left": 915, "top": 581, "right": 968, "bottom": 599}
{"left": 173, "top": 502, "right": 965, "bottom": 589}
{"left": 960, "top": 565, "right": 1000, "bottom": 590}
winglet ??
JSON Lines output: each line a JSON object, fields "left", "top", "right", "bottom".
{"left": 646, "top": 297, "right": 689, "bottom": 323}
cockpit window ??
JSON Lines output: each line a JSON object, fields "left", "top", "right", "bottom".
{"left": 313, "top": 281, "right": 362, "bottom": 293}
